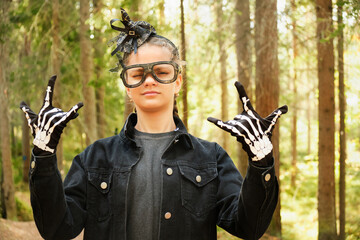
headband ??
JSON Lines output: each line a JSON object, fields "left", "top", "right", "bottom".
{"left": 108, "top": 8, "right": 179, "bottom": 72}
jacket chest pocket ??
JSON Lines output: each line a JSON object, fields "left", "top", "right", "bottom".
{"left": 178, "top": 161, "right": 218, "bottom": 217}
{"left": 87, "top": 170, "right": 113, "bottom": 221}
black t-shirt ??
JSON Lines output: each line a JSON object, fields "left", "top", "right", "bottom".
{"left": 126, "top": 129, "right": 176, "bottom": 239}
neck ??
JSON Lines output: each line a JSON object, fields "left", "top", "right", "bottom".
{"left": 135, "top": 109, "right": 176, "bottom": 133}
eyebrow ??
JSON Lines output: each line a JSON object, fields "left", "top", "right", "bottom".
{"left": 129, "top": 68, "right": 144, "bottom": 72}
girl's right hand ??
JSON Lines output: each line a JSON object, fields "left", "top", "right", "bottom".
{"left": 20, "top": 75, "right": 83, "bottom": 154}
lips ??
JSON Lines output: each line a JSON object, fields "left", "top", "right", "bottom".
{"left": 142, "top": 91, "right": 160, "bottom": 96}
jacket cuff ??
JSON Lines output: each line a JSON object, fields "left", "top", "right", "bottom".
{"left": 30, "top": 150, "right": 58, "bottom": 176}
{"left": 246, "top": 158, "right": 276, "bottom": 189}
{"left": 250, "top": 153, "right": 274, "bottom": 167}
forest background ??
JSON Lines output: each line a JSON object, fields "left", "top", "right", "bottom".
{"left": 0, "top": 0, "right": 359, "bottom": 239}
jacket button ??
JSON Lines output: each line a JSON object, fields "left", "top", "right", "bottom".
{"left": 196, "top": 175, "right": 201, "bottom": 183}
{"left": 166, "top": 168, "right": 173, "bottom": 176}
{"left": 164, "top": 212, "right": 172, "bottom": 219}
{"left": 31, "top": 161, "right": 36, "bottom": 169}
{"left": 264, "top": 173, "right": 271, "bottom": 182}
{"left": 100, "top": 182, "right": 108, "bottom": 189}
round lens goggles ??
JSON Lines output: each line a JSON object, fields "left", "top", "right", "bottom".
{"left": 120, "top": 61, "right": 180, "bottom": 88}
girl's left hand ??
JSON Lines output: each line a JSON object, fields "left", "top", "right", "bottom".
{"left": 207, "top": 81, "right": 288, "bottom": 162}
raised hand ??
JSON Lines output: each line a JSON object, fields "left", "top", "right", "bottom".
{"left": 207, "top": 82, "right": 288, "bottom": 162}
{"left": 20, "top": 75, "right": 83, "bottom": 154}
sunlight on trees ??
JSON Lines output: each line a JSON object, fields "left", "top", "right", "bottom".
{"left": 0, "top": 0, "right": 359, "bottom": 239}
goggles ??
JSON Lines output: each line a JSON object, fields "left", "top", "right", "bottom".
{"left": 120, "top": 61, "right": 180, "bottom": 88}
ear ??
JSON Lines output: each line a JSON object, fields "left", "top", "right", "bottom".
{"left": 174, "top": 74, "right": 183, "bottom": 95}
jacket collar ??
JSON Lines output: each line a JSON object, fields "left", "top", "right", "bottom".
{"left": 121, "top": 113, "right": 194, "bottom": 149}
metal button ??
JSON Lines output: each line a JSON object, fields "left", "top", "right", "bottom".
{"left": 100, "top": 182, "right": 108, "bottom": 189}
{"left": 265, "top": 173, "right": 271, "bottom": 182}
{"left": 31, "top": 161, "right": 35, "bottom": 169}
{"left": 196, "top": 175, "right": 202, "bottom": 183}
{"left": 166, "top": 168, "right": 173, "bottom": 176}
{"left": 164, "top": 212, "right": 172, "bottom": 219}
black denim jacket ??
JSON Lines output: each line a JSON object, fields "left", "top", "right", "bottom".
{"left": 29, "top": 114, "right": 278, "bottom": 240}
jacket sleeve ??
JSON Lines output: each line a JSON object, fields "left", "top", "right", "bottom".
{"left": 30, "top": 151, "right": 87, "bottom": 240}
{"left": 215, "top": 143, "right": 279, "bottom": 240}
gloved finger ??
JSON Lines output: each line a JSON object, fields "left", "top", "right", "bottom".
{"left": 264, "top": 105, "right": 288, "bottom": 122}
{"left": 20, "top": 101, "right": 37, "bottom": 135}
{"left": 20, "top": 101, "right": 34, "bottom": 113}
{"left": 233, "top": 114, "right": 261, "bottom": 140}
{"left": 19, "top": 101, "right": 29, "bottom": 110}
{"left": 263, "top": 105, "right": 288, "bottom": 135}
{"left": 64, "top": 102, "right": 84, "bottom": 124}
{"left": 234, "top": 81, "right": 255, "bottom": 113}
{"left": 20, "top": 101, "right": 37, "bottom": 120}
{"left": 43, "top": 75, "right": 57, "bottom": 108}
{"left": 43, "top": 110, "right": 64, "bottom": 130}
{"left": 207, "top": 117, "right": 235, "bottom": 132}
{"left": 207, "top": 117, "right": 241, "bottom": 136}
{"left": 207, "top": 116, "right": 222, "bottom": 125}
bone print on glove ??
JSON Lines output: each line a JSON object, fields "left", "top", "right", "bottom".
{"left": 207, "top": 81, "right": 288, "bottom": 162}
{"left": 20, "top": 75, "right": 83, "bottom": 154}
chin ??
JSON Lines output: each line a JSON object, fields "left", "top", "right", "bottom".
{"left": 137, "top": 104, "right": 172, "bottom": 114}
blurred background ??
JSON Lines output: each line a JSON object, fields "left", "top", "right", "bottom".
{"left": 0, "top": 0, "right": 359, "bottom": 239}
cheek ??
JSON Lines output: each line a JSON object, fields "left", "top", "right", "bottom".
{"left": 165, "top": 84, "right": 177, "bottom": 97}
{"left": 126, "top": 88, "right": 141, "bottom": 100}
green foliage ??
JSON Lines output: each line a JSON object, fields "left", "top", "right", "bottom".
{"left": 11, "top": 143, "right": 24, "bottom": 185}
{"left": 344, "top": 145, "right": 360, "bottom": 239}
{"left": 15, "top": 195, "right": 33, "bottom": 222}
{"left": 217, "top": 226, "right": 239, "bottom": 239}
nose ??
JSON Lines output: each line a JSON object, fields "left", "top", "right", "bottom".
{"left": 143, "top": 72, "right": 158, "bottom": 86}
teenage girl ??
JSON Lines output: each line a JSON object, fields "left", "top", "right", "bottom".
{"left": 20, "top": 8, "right": 287, "bottom": 240}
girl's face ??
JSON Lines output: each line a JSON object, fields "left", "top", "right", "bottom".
{"left": 125, "top": 44, "right": 182, "bottom": 114}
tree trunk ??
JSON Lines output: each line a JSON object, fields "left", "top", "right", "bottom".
{"left": 0, "top": 0, "right": 17, "bottom": 220}
{"left": 93, "top": 0, "right": 106, "bottom": 139}
{"left": 235, "top": 0, "right": 252, "bottom": 176}
{"left": 316, "top": 0, "right": 337, "bottom": 239}
{"left": 22, "top": 34, "right": 31, "bottom": 183}
{"left": 80, "top": 0, "right": 98, "bottom": 145}
{"left": 180, "top": 0, "right": 188, "bottom": 129}
{"left": 51, "top": 0, "right": 64, "bottom": 172}
{"left": 255, "top": 0, "right": 281, "bottom": 236}
{"left": 22, "top": 113, "right": 30, "bottom": 183}
{"left": 290, "top": 0, "right": 298, "bottom": 188}
{"left": 306, "top": 58, "right": 312, "bottom": 155}
{"left": 337, "top": 2, "right": 346, "bottom": 239}
{"left": 216, "top": 0, "right": 229, "bottom": 151}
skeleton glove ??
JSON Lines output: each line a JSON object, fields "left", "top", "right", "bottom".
{"left": 207, "top": 82, "right": 288, "bottom": 164}
{"left": 20, "top": 75, "right": 83, "bottom": 155}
